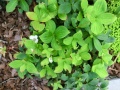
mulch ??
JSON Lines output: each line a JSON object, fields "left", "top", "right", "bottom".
{"left": 0, "top": 3, "right": 120, "bottom": 90}
{"left": 0, "top": 6, "right": 50, "bottom": 90}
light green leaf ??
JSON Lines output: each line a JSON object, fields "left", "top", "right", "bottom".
{"left": 63, "top": 37, "right": 73, "bottom": 45}
{"left": 41, "top": 59, "right": 49, "bottom": 66}
{"left": 40, "top": 31, "right": 53, "bottom": 43}
{"left": 58, "top": 13, "right": 67, "bottom": 20}
{"left": 54, "top": 64, "right": 64, "bottom": 73}
{"left": 79, "top": 44, "right": 89, "bottom": 53}
{"left": 93, "top": 0, "right": 107, "bottom": 15}
{"left": 97, "top": 13, "right": 117, "bottom": 25}
{"left": 31, "top": 21, "right": 45, "bottom": 32}
{"left": 6, "top": 0, "right": 18, "bottom": 12}
{"left": 40, "top": 69, "right": 46, "bottom": 78}
{"left": 19, "top": 0, "right": 29, "bottom": 11}
{"left": 9, "top": 60, "right": 23, "bottom": 68}
{"left": 78, "top": 18, "right": 90, "bottom": 28}
{"left": 64, "top": 62, "right": 72, "bottom": 73}
{"left": 80, "top": 52, "right": 91, "bottom": 60}
{"left": 58, "top": 2, "right": 71, "bottom": 14}
{"left": 72, "top": 40, "right": 77, "bottom": 49}
{"left": 92, "top": 64, "right": 108, "bottom": 78}
{"left": 20, "top": 64, "right": 26, "bottom": 72}
{"left": 73, "top": 31, "right": 83, "bottom": 40}
{"left": 26, "top": 62, "right": 38, "bottom": 73}
{"left": 81, "top": 0, "right": 88, "bottom": 11}
{"left": 46, "top": 20, "right": 56, "bottom": 33}
{"left": 26, "top": 12, "right": 38, "bottom": 21}
{"left": 55, "top": 26, "right": 70, "bottom": 39}
{"left": 46, "top": 66, "right": 57, "bottom": 78}
{"left": 93, "top": 38, "right": 102, "bottom": 51}
{"left": 51, "top": 38, "right": 62, "bottom": 50}
{"left": 91, "top": 22, "right": 104, "bottom": 35}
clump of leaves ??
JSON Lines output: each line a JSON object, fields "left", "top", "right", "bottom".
{"left": 9, "top": 0, "right": 116, "bottom": 89}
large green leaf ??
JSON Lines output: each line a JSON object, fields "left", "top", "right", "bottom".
{"left": 26, "top": 62, "right": 38, "bottom": 73}
{"left": 40, "top": 31, "right": 53, "bottom": 43}
{"left": 9, "top": 60, "right": 23, "bottom": 68}
{"left": 63, "top": 37, "right": 73, "bottom": 45}
{"left": 26, "top": 12, "right": 38, "bottom": 21}
{"left": 19, "top": 0, "right": 29, "bottom": 11}
{"left": 91, "top": 22, "right": 103, "bottom": 35}
{"left": 93, "top": 0, "right": 107, "bottom": 16}
{"left": 58, "top": 2, "right": 71, "bottom": 14}
{"left": 93, "top": 38, "right": 102, "bottom": 51}
{"left": 58, "top": 13, "right": 67, "bottom": 20}
{"left": 46, "top": 20, "right": 56, "bottom": 33}
{"left": 97, "top": 13, "right": 117, "bottom": 25}
{"left": 73, "top": 31, "right": 83, "bottom": 40}
{"left": 92, "top": 64, "right": 108, "bottom": 78}
{"left": 55, "top": 26, "right": 70, "bottom": 39}
{"left": 6, "top": 0, "right": 18, "bottom": 12}
{"left": 64, "top": 62, "right": 72, "bottom": 73}
{"left": 31, "top": 21, "right": 45, "bottom": 32}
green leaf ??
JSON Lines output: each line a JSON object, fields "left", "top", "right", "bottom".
{"left": 97, "top": 13, "right": 117, "bottom": 25}
{"left": 40, "top": 31, "right": 53, "bottom": 43}
{"left": 100, "top": 80, "right": 109, "bottom": 88}
{"left": 26, "top": 12, "right": 38, "bottom": 21}
{"left": 9, "top": 60, "right": 23, "bottom": 68}
{"left": 78, "top": 18, "right": 90, "bottom": 28}
{"left": 93, "top": 0, "right": 107, "bottom": 15}
{"left": 41, "top": 59, "right": 49, "bottom": 66}
{"left": 80, "top": 52, "right": 91, "bottom": 60}
{"left": 79, "top": 44, "right": 89, "bottom": 53}
{"left": 58, "top": 2, "right": 71, "bottom": 14}
{"left": 6, "top": 0, "right": 18, "bottom": 12}
{"left": 51, "top": 38, "right": 62, "bottom": 50}
{"left": 20, "top": 64, "right": 26, "bottom": 72}
{"left": 64, "top": 62, "right": 72, "bottom": 73}
{"left": 54, "top": 64, "right": 64, "bottom": 73}
{"left": 83, "top": 64, "right": 91, "bottom": 72}
{"left": 81, "top": 0, "right": 88, "bottom": 11}
{"left": 93, "top": 38, "right": 102, "bottom": 51}
{"left": 26, "top": 62, "right": 38, "bottom": 73}
{"left": 61, "top": 74, "right": 68, "bottom": 81}
{"left": 73, "top": 31, "right": 83, "bottom": 40}
{"left": 19, "top": 0, "right": 29, "bottom": 11}
{"left": 55, "top": 26, "right": 70, "bottom": 39}
{"left": 58, "top": 13, "right": 67, "bottom": 20}
{"left": 63, "top": 37, "right": 73, "bottom": 45}
{"left": 92, "top": 64, "right": 108, "bottom": 78}
{"left": 40, "top": 69, "right": 46, "bottom": 78}
{"left": 46, "top": 66, "right": 57, "bottom": 78}
{"left": 91, "top": 22, "right": 104, "bottom": 35}
{"left": 46, "top": 20, "right": 56, "bottom": 33}
{"left": 89, "top": 78, "right": 99, "bottom": 86}
{"left": 31, "top": 21, "right": 45, "bottom": 32}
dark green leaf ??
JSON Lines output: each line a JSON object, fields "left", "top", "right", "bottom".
{"left": 58, "top": 2, "right": 71, "bottom": 14}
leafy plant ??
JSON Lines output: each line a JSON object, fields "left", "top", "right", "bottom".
{"left": 6, "top": 0, "right": 29, "bottom": 12}
{"left": 8, "top": 0, "right": 117, "bottom": 89}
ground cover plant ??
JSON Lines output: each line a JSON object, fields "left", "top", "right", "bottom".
{"left": 5, "top": 0, "right": 118, "bottom": 90}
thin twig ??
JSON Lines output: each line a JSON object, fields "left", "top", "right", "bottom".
{"left": 0, "top": 77, "right": 19, "bottom": 85}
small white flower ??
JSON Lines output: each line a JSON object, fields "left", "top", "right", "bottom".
{"left": 29, "top": 35, "right": 38, "bottom": 43}
{"left": 49, "top": 57, "right": 53, "bottom": 63}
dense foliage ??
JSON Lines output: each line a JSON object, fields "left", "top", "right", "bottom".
{"left": 6, "top": 0, "right": 118, "bottom": 90}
